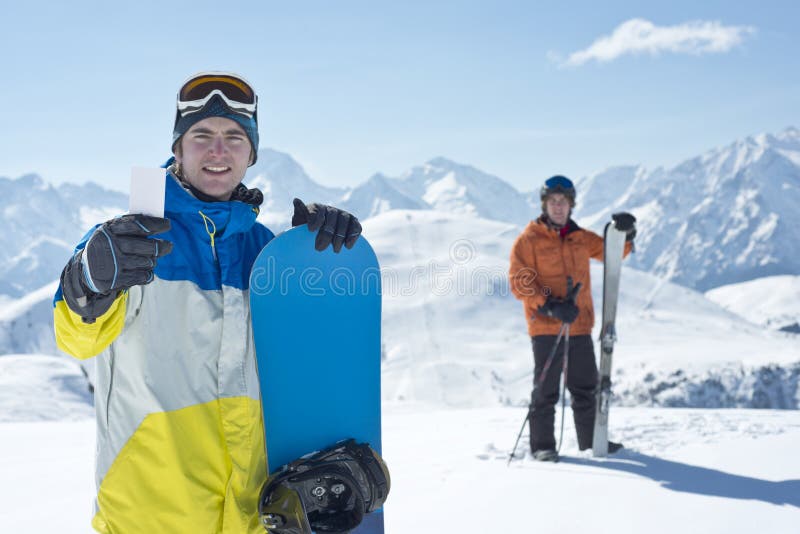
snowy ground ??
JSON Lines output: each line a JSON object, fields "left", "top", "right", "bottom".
{"left": 2, "top": 208, "right": 799, "bottom": 531}
{"left": 1, "top": 406, "right": 799, "bottom": 533}
{"left": 385, "top": 406, "right": 800, "bottom": 534}
{"left": 1, "top": 353, "right": 798, "bottom": 533}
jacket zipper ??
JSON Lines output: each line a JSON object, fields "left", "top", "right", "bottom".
{"left": 198, "top": 211, "right": 218, "bottom": 262}
{"left": 105, "top": 347, "right": 115, "bottom": 428}
{"left": 560, "top": 232, "right": 570, "bottom": 289}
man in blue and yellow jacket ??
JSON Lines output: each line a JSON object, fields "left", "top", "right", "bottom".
{"left": 53, "top": 72, "right": 362, "bottom": 533}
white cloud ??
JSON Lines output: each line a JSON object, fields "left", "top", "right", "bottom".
{"left": 560, "top": 18, "right": 756, "bottom": 67}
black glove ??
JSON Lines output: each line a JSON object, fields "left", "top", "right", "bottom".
{"left": 612, "top": 212, "right": 637, "bottom": 242}
{"left": 537, "top": 277, "right": 582, "bottom": 324}
{"left": 292, "top": 198, "right": 362, "bottom": 253}
{"left": 538, "top": 296, "right": 579, "bottom": 324}
{"left": 61, "top": 214, "right": 173, "bottom": 323}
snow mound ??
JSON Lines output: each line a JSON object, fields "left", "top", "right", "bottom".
{"left": 0, "top": 280, "right": 60, "bottom": 355}
{"left": 0, "top": 354, "right": 93, "bottom": 422}
{"left": 705, "top": 275, "right": 800, "bottom": 332}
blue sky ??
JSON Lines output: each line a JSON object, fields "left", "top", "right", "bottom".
{"left": 1, "top": 0, "right": 798, "bottom": 193}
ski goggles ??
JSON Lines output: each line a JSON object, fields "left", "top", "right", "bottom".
{"left": 176, "top": 72, "right": 257, "bottom": 119}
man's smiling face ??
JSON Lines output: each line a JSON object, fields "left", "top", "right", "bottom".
{"left": 175, "top": 116, "right": 253, "bottom": 200}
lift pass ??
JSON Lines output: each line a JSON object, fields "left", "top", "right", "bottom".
{"left": 129, "top": 167, "right": 166, "bottom": 218}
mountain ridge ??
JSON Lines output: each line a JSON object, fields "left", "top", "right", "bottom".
{"left": 1, "top": 126, "right": 797, "bottom": 298}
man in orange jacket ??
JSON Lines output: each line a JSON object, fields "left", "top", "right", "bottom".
{"left": 509, "top": 175, "right": 636, "bottom": 461}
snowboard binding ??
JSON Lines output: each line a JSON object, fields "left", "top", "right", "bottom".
{"left": 259, "top": 439, "right": 390, "bottom": 533}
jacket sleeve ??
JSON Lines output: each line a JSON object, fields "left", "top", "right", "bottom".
{"left": 586, "top": 230, "right": 633, "bottom": 261}
{"left": 53, "top": 289, "right": 128, "bottom": 359}
{"left": 508, "top": 233, "right": 547, "bottom": 310}
{"left": 52, "top": 227, "right": 128, "bottom": 360}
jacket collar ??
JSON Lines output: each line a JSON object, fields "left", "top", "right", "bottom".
{"left": 536, "top": 214, "right": 580, "bottom": 236}
{"left": 161, "top": 163, "right": 260, "bottom": 240}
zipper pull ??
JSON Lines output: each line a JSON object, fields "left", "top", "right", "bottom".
{"left": 198, "top": 211, "right": 218, "bottom": 260}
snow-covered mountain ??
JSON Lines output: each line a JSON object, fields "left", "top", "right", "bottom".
{"left": 339, "top": 173, "right": 429, "bottom": 220}
{"left": 5, "top": 127, "right": 797, "bottom": 302}
{"left": 246, "top": 128, "right": 800, "bottom": 291}
{"left": 0, "top": 174, "right": 126, "bottom": 298}
{"left": 574, "top": 128, "right": 800, "bottom": 290}
{"left": 245, "top": 153, "right": 535, "bottom": 230}
{"left": 245, "top": 148, "right": 345, "bottom": 230}
{"left": 573, "top": 165, "right": 645, "bottom": 219}
{"left": 383, "top": 157, "right": 534, "bottom": 225}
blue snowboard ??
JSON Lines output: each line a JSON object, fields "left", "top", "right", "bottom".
{"left": 250, "top": 225, "right": 384, "bottom": 533}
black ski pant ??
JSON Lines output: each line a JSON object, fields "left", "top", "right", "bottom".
{"left": 529, "top": 334, "right": 598, "bottom": 452}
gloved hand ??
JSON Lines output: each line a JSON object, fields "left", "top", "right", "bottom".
{"left": 612, "top": 212, "right": 637, "bottom": 242}
{"left": 537, "top": 277, "right": 582, "bottom": 324}
{"left": 61, "top": 214, "right": 173, "bottom": 323}
{"left": 538, "top": 296, "right": 579, "bottom": 324}
{"left": 292, "top": 198, "right": 362, "bottom": 253}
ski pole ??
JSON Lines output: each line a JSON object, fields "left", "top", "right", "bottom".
{"left": 555, "top": 278, "right": 580, "bottom": 454}
{"left": 556, "top": 324, "right": 570, "bottom": 454}
{"left": 508, "top": 323, "right": 567, "bottom": 466}
{"left": 507, "top": 407, "right": 531, "bottom": 467}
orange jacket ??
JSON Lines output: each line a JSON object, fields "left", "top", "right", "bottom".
{"left": 509, "top": 216, "right": 631, "bottom": 337}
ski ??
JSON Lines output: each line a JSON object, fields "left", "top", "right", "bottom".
{"left": 592, "top": 221, "right": 627, "bottom": 457}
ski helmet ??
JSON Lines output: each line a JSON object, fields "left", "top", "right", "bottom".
{"left": 540, "top": 175, "right": 576, "bottom": 208}
{"left": 172, "top": 72, "right": 259, "bottom": 165}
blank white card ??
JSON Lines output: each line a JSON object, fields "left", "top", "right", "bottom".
{"left": 129, "top": 167, "right": 166, "bottom": 218}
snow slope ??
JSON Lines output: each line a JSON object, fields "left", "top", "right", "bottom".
{"left": 3, "top": 208, "right": 797, "bottom": 407}
{"left": 0, "top": 281, "right": 60, "bottom": 355}
{"left": 706, "top": 275, "right": 800, "bottom": 333}
{"left": 365, "top": 210, "right": 800, "bottom": 409}
{"left": 0, "top": 354, "right": 92, "bottom": 422}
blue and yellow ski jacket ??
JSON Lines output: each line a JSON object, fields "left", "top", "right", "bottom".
{"left": 54, "top": 171, "right": 274, "bottom": 533}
